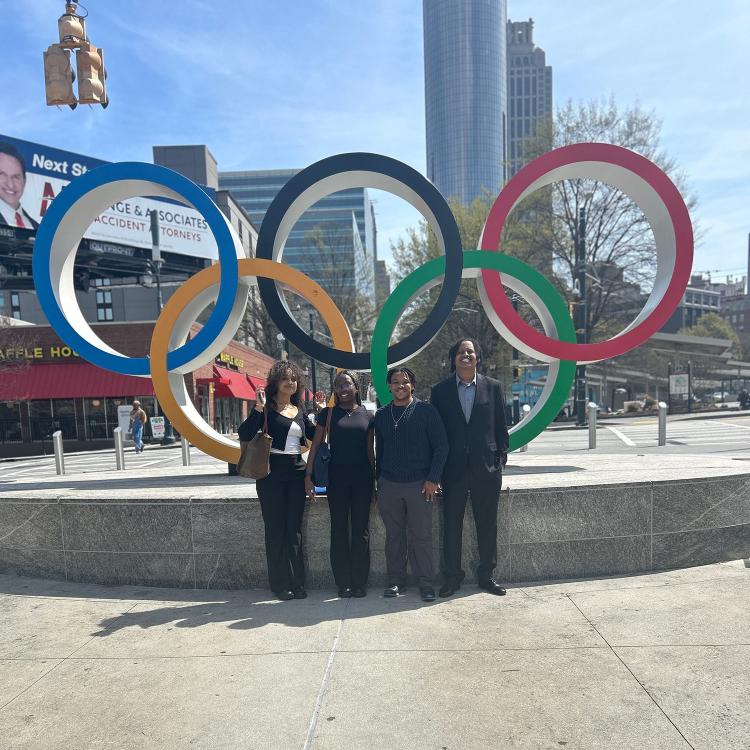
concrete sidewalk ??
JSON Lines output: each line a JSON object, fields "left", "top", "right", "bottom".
{"left": 1, "top": 561, "right": 748, "bottom": 749}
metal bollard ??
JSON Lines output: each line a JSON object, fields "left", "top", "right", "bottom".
{"left": 181, "top": 436, "right": 191, "bottom": 466}
{"left": 519, "top": 404, "right": 531, "bottom": 452}
{"left": 588, "top": 402, "right": 597, "bottom": 449}
{"left": 658, "top": 401, "right": 667, "bottom": 446}
{"left": 113, "top": 427, "right": 125, "bottom": 470}
{"left": 52, "top": 430, "right": 65, "bottom": 475}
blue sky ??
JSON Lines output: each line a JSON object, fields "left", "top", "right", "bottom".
{"left": 3, "top": 1, "right": 748, "bottom": 282}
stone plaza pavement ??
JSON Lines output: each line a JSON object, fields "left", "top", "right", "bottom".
{"left": 1, "top": 559, "right": 748, "bottom": 749}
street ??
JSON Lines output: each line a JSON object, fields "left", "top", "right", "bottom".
{"left": 0, "top": 443, "right": 224, "bottom": 480}
{"left": 525, "top": 413, "right": 750, "bottom": 455}
{"left": 2, "top": 413, "right": 750, "bottom": 481}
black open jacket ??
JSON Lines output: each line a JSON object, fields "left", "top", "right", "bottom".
{"left": 238, "top": 406, "right": 316, "bottom": 451}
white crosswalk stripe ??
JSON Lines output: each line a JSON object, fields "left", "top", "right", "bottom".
{"left": 605, "top": 426, "right": 637, "bottom": 446}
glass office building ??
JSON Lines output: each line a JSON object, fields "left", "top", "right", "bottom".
{"left": 423, "top": 0, "right": 508, "bottom": 205}
{"left": 218, "top": 169, "right": 376, "bottom": 300}
{"left": 507, "top": 18, "right": 553, "bottom": 176}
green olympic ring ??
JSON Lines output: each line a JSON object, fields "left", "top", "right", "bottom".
{"left": 370, "top": 250, "right": 576, "bottom": 451}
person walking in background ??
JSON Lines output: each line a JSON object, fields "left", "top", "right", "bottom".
{"left": 238, "top": 360, "right": 315, "bottom": 601}
{"left": 430, "top": 338, "right": 509, "bottom": 598}
{"left": 305, "top": 370, "right": 374, "bottom": 598}
{"left": 129, "top": 400, "right": 148, "bottom": 454}
{"left": 374, "top": 367, "right": 448, "bottom": 602}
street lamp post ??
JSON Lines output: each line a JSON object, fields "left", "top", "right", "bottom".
{"left": 150, "top": 210, "right": 164, "bottom": 315}
{"left": 575, "top": 203, "right": 588, "bottom": 426}
{"left": 148, "top": 211, "right": 174, "bottom": 443}
{"left": 276, "top": 332, "right": 288, "bottom": 360}
{"left": 308, "top": 312, "right": 318, "bottom": 401}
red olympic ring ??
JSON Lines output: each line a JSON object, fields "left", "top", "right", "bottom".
{"left": 479, "top": 143, "right": 693, "bottom": 363}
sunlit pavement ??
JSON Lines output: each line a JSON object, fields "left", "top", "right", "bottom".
{"left": 1, "top": 560, "right": 748, "bottom": 749}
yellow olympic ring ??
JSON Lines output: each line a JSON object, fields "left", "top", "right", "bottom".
{"left": 150, "top": 258, "right": 354, "bottom": 464}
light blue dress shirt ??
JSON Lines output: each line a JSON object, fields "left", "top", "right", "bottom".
{"left": 456, "top": 373, "right": 477, "bottom": 423}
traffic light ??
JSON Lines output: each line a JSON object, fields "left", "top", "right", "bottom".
{"left": 76, "top": 41, "right": 108, "bottom": 107}
{"left": 43, "top": 44, "right": 77, "bottom": 109}
{"left": 43, "top": 2, "right": 108, "bottom": 109}
{"left": 57, "top": 3, "right": 87, "bottom": 47}
{"left": 512, "top": 366, "right": 520, "bottom": 380}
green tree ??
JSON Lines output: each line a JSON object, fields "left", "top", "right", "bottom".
{"left": 389, "top": 197, "right": 518, "bottom": 396}
{"left": 679, "top": 312, "right": 741, "bottom": 357}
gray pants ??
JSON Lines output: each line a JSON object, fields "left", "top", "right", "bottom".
{"left": 377, "top": 478, "right": 433, "bottom": 588}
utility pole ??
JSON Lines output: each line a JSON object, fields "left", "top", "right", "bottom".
{"left": 308, "top": 312, "right": 318, "bottom": 400}
{"left": 575, "top": 204, "right": 588, "bottom": 426}
{"left": 150, "top": 211, "right": 163, "bottom": 314}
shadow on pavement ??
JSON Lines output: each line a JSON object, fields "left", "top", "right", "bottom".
{"left": 0, "top": 574, "right": 463, "bottom": 637}
{"left": 89, "top": 587, "right": 484, "bottom": 637}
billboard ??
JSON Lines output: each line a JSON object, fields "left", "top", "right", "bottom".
{"left": 0, "top": 134, "right": 218, "bottom": 260}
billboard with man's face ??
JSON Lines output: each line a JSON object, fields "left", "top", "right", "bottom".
{"left": 0, "top": 134, "right": 219, "bottom": 260}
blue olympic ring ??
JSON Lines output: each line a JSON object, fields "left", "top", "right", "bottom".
{"left": 32, "top": 162, "right": 240, "bottom": 376}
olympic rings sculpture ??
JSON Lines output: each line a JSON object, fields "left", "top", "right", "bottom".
{"left": 32, "top": 143, "right": 693, "bottom": 461}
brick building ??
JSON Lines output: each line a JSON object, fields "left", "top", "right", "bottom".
{"left": 0, "top": 321, "right": 273, "bottom": 457}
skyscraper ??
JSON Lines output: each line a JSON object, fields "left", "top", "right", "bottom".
{"left": 218, "top": 169, "right": 377, "bottom": 301}
{"left": 423, "top": 0, "right": 508, "bottom": 205}
{"left": 507, "top": 18, "right": 553, "bottom": 176}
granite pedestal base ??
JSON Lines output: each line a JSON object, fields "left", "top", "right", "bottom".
{"left": 1, "top": 465, "right": 748, "bottom": 589}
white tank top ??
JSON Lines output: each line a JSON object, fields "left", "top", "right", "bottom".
{"left": 271, "top": 418, "right": 303, "bottom": 455}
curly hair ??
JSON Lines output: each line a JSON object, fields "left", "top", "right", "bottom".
{"left": 265, "top": 360, "right": 306, "bottom": 407}
{"left": 333, "top": 369, "right": 362, "bottom": 405}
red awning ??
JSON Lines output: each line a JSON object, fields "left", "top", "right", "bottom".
{"left": 0, "top": 363, "right": 155, "bottom": 400}
{"left": 247, "top": 375, "right": 266, "bottom": 392}
{"left": 212, "top": 366, "right": 256, "bottom": 400}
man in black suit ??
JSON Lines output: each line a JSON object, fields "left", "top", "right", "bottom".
{"left": 0, "top": 142, "right": 39, "bottom": 231}
{"left": 430, "top": 338, "right": 509, "bottom": 597}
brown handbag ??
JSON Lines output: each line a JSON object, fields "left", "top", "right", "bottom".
{"left": 238, "top": 408, "right": 272, "bottom": 479}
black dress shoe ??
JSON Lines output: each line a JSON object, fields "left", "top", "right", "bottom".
{"left": 274, "top": 590, "right": 294, "bottom": 601}
{"left": 338, "top": 587, "right": 353, "bottom": 598}
{"left": 351, "top": 587, "right": 367, "bottom": 598}
{"left": 439, "top": 583, "right": 460, "bottom": 598}
{"left": 420, "top": 587, "right": 436, "bottom": 602}
{"left": 478, "top": 579, "right": 506, "bottom": 596}
{"left": 383, "top": 584, "right": 401, "bottom": 597}
{"left": 292, "top": 586, "right": 308, "bottom": 599}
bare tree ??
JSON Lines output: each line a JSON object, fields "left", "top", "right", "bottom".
{"left": 505, "top": 98, "right": 698, "bottom": 340}
{"left": 302, "top": 223, "right": 377, "bottom": 350}
{"left": 233, "top": 218, "right": 378, "bottom": 396}
{"left": 0, "top": 319, "right": 42, "bottom": 374}
{"left": 389, "top": 197, "right": 518, "bottom": 396}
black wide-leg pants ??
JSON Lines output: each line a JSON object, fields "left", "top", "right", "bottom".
{"left": 326, "top": 463, "right": 373, "bottom": 590}
{"left": 256, "top": 453, "right": 307, "bottom": 593}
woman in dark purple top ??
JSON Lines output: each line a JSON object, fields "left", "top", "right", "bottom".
{"left": 305, "top": 371, "right": 374, "bottom": 598}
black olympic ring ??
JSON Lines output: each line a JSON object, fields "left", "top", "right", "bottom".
{"left": 255, "top": 152, "right": 463, "bottom": 370}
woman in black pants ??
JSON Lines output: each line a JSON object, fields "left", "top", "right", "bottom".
{"left": 305, "top": 370, "right": 374, "bottom": 598}
{"left": 239, "top": 360, "right": 315, "bottom": 601}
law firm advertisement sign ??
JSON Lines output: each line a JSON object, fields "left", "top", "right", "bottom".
{"left": 0, "top": 134, "right": 218, "bottom": 259}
